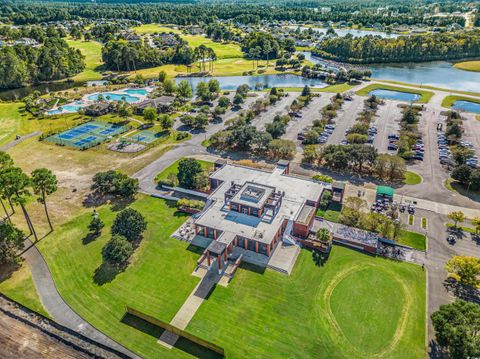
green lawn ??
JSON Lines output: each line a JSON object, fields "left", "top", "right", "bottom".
{"left": 180, "top": 35, "right": 243, "bottom": 59}
{"left": 453, "top": 60, "right": 480, "bottom": 72}
{"left": 66, "top": 39, "right": 104, "bottom": 82}
{"left": 317, "top": 203, "right": 342, "bottom": 223}
{"left": 155, "top": 158, "right": 214, "bottom": 183}
{"left": 35, "top": 195, "right": 203, "bottom": 358}
{"left": 356, "top": 84, "right": 434, "bottom": 103}
{"left": 441, "top": 95, "right": 480, "bottom": 109}
{"left": 187, "top": 246, "right": 426, "bottom": 359}
{"left": 0, "top": 103, "right": 24, "bottom": 147}
{"left": 403, "top": 171, "right": 422, "bottom": 185}
{"left": 0, "top": 262, "right": 50, "bottom": 318}
{"left": 397, "top": 230, "right": 427, "bottom": 251}
{"left": 133, "top": 24, "right": 182, "bottom": 35}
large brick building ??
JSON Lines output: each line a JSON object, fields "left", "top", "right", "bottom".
{"left": 193, "top": 162, "right": 327, "bottom": 266}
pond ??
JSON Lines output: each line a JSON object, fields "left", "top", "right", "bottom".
{"left": 452, "top": 100, "right": 480, "bottom": 114}
{"left": 288, "top": 26, "right": 401, "bottom": 38}
{"left": 175, "top": 74, "right": 327, "bottom": 90}
{"left": 369, "top": 89, "right": 421, "bottom": 102}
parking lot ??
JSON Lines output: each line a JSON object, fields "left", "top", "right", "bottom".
{"left": 326, "top": 95, "right": 365, "bottom": 145}
{"left": 250, "top": 92, "right": 297, "bottom": 130}
{"left": 283, "top": 95, "right": 331, "bottom": 148}
{"left": 372, "top": 100, "right": 402, "bottom": 153}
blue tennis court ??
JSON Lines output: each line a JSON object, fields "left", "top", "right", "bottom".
{"left": 46, "top": 121, "right": 129, "bottom": 149}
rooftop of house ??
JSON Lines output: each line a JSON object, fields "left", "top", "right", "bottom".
{"left": 195, "top": 164, "right": 325, "bottom": 245}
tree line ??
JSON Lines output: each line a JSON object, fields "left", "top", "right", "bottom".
{"left": 313, "top": 30, "right": 480, "bottom": 64}
{"left": 101, "top": 39, "right": 195, "bottom": 71}
{"left": 0, "top": 37, "right": 85, "bottom": 89}
{"left": 2, "top": 1, "right": 467, "bottom": 28}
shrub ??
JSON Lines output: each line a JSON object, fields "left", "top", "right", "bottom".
{"left": 177, "top": 198, "right": 205, "bottom": 210}
{"left": 102, "top": 235, "right": 133, "bottom": 266}
{"left": 111, "top": 208, "right": 147, "bottom": 242}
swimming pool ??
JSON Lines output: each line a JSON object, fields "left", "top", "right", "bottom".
{"left": 369, "top": 89, "right": 421, "bottom": 102}
{"left": 61, "top": 105, "right": 84, "bottom": 112}
{"left": 86, "top": 92, "right": 141, "bottom": 103}
{"left": 123, "top": 89, "right": 149, "bottom": 95}
{"left": 47, "top": 109, "right": 63, "bottom": 115}
{"left": 452, "top": 100, "right": 480, "bottom": 114}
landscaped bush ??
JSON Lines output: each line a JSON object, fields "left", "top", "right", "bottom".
{"left": 102, "top": 234, "right": 133, "bottom": 266}
{"left": 111, "top": 208, "right": 147, "bottom": 242}
{"left": 158, "top": 173, "right": 179, "bottom": 188}
{"left": 177, "top": 198, "right": 205, "bottom": 210}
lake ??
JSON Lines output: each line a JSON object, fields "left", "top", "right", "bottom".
{"left": 302, "top": 51, "right": 480, "bottom": 93}
{"left": 369, "top": 89, "right": 421, "bottom": 102}
{"left": 175, "top": 74, "right": 328, "bottom": 90}
{"left": 369, "top": 61, "right": 480, "bottom": 93}
{"left": 452, "top": 100, "right": 480, "bottom": 114}
{"left": 288, "top": 26, "right": 401, "bottom": 38}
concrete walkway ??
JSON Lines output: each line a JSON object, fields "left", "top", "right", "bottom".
{"left": 22, "top": 239, "right": 139, "bottom": 359}
{"left": 0, "top": 131, "right": 41, "bottom": 151}
{"left": 158, "top": 269, "right": 220, "bottom": 348}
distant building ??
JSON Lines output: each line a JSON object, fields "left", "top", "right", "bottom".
{"left": 134, "top": 96, "right": 175, "bottom": 114}
{"left": 15, "top": 38, "right": 38, "bottom": 46}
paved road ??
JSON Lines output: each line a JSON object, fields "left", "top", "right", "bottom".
{"left": 135, "top": 93, "right": 266, "bottom": 193}
{"left": 22, "top": 239, "right": 139, "bottom": 359}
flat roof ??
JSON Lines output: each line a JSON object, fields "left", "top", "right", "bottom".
{"left": 295, "top": 204, "right": 316, "bottom": 226}
{"left": 207, "top": 240, "right": 227, "bottom": 255}
{"left": 230, "top": 182, "right": 275, "bottom": 209}
{"left": 195, "top": 164, "right": 325, "bottom": 245}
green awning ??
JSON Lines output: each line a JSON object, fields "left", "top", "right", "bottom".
{"left": 376, "top": 186, "right": 394, "bottom": 197}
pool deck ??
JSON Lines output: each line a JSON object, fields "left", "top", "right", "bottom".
{"left": 46, "top": 86, "right": 154, "bottom": 115}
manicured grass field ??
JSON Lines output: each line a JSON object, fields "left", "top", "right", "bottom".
{"left": 155, "top": 158, "right": 214, "bottom": 183}
{"left": 187, "top": 246, "right": 426, "bottom": 359}
{"left": 0, "top": 103, "right": 24, "bottom": 147}
{"left": 66, "top": 39, "right": 104, "bottom": 82}
{"left": 398, "top": 230, "right": 427, "bottom": 251}
{"left": 453, "top": 60, "right": 480, "bottom": 72}
{"left": 35, "top": 195, "right": 202, "bottom": 358}
{"left": 356, "top": 83, "right": 434, "bottom": 103}
{"left": 441, "top": 94, "right": 480, "bottom": 108}
{"left": 0, "top": 263, "right": 50, "bottom": 318}
{"left": 133, "top": 24, "right": 182, "bottom": 34}
{"left": 181, "top": 35, "right": 243, "bottom": 59}
{"left": 403, "top": 171, "right": 422, "bottom": 185}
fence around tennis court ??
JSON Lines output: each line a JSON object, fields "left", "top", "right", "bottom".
{"left": 46, "top": 121, "right": 130, "bottom": 150}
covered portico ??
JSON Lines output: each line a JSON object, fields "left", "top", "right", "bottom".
{"left": 205, "top": 240, "right": 234, "bottom": 273}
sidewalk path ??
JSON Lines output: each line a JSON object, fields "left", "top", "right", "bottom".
{"left": 0, "top": 131, "right": 41, "bottom": 151}
{"left": 22, "top": 239, "right": 139, "bottom": 359}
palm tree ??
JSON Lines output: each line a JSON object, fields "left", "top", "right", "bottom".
{"left": 1, "top": 167, "right": 37, "bottom": 241}
{"left": 31, "top": 168, "right": 58, "bottom": 233}
{"left": 0, "top": 152, "right": 14, "bottom": 221}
